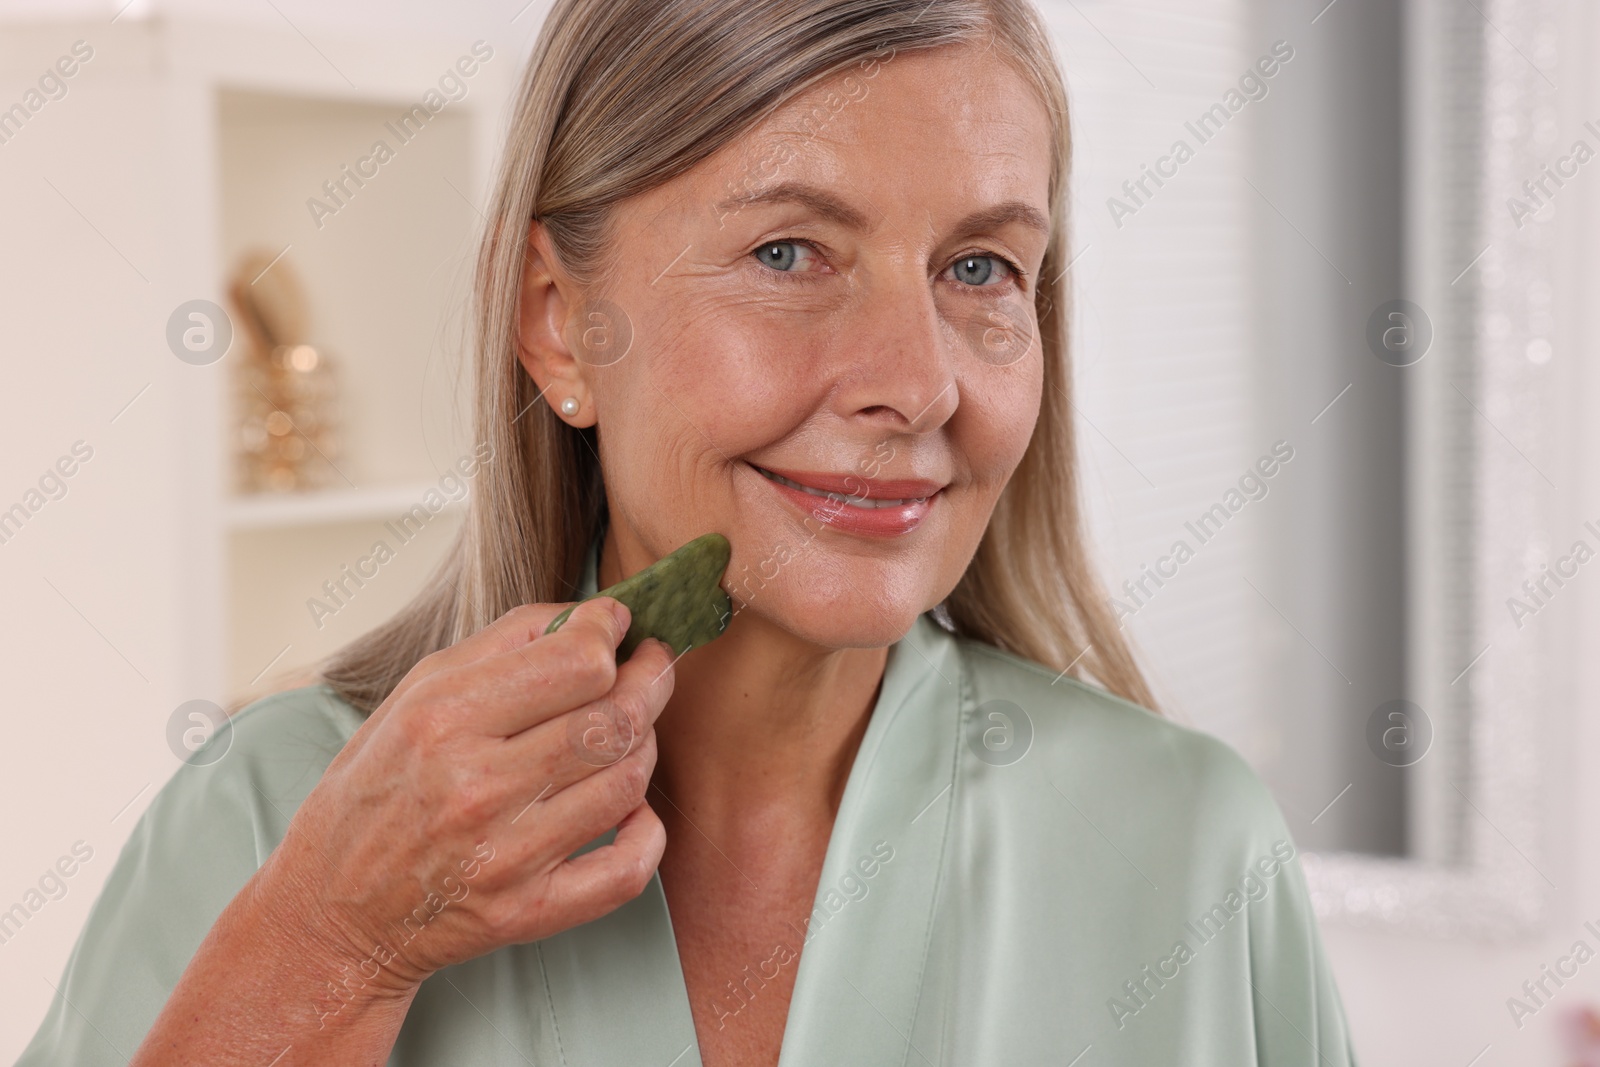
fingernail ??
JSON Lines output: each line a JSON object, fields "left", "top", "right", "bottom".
{"left": 610, "top": 599, "right": 631, "bottom": 635}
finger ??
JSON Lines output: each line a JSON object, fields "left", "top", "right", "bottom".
{"left": 369, "top": 598, "right": 624, "bottom": 730}
{"left": 494, "top": 636, "right": 676, "bottom": 787}
{"left": 516, "top": 728, "right": 660, "bottom": 863}
{"left": 536, "top": 801, "right": 666, "bottom": 929}
{"left": 440, "top": 597, "right": 637, "bottom": 738}
{"left": 432, "top": 638, "right": 672, "bottom": 847}
{"left": 436, "top": 596, "right": 610, "bottom": 672}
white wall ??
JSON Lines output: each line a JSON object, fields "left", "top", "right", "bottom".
{"left": 0, "top": 7, "right": 530, "bottom": 1055}
{"left": 0, "top": 21, "right": 212, "bottom": 1055}
{"left": 1314, "top": 0, "right": 1599, "bottom": 1059}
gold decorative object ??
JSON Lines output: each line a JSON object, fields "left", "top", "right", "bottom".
{"left": 227, "top": 250, "right": 340, "bottom": 493}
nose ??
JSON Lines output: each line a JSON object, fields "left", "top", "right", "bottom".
{"left": 827, "top": 268, "right": 960, "bottom": 436}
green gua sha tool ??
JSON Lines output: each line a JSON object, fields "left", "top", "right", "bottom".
{"left": 544, "top": 532, "right": 733, "bottom": 662}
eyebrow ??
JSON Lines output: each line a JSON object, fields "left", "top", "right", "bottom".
{"left": 715, "top": 180, "right": 1051, "bottom": 240}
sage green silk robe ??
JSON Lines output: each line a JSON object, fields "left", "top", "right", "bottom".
{"left": 19, "top": 539, "right": 1358, "bottom": 1065}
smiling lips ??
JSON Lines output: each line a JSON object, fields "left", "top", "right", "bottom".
{"left": 749, "top": 463, "right": 943, "bottom": 536}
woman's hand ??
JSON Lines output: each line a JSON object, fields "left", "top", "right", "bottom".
{"left": 129, "top": 596, "right": 675, "bottom": 1065}
{"left": 276, "top": 595, "right": 676, "bottom": 997}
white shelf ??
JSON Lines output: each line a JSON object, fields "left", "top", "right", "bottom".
{"left": 226, "top": 484, "right": 467, "bottom": 530}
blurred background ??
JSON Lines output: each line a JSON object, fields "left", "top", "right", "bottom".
{"left": 0, "top": 0, "right": 1595, "bottom": 1062}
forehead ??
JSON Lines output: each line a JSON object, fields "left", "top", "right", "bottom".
{"left": 776, "top": 42, "right": 1049, "bottom": 150}
{"left": 674, "top": 42, "right": 1055, "bottom": 218}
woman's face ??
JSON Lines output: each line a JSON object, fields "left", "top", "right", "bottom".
{"left": 523, "top": 41, "right": 1054, "bottom": 650}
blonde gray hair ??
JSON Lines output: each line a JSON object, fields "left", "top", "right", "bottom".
{"left": 317, "top": 0, "right": 1158, "bottom": 715}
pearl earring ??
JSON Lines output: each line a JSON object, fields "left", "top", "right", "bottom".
{"left": 560, "top": 396, "right": 580, "bottom": 416}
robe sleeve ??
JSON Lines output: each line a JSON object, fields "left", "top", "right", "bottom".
{"left": 14, "top": 686, "right": 359, "bottom": 1067}
{"left": 1235, "top": 766, "right": 1361, "bottom": 1067}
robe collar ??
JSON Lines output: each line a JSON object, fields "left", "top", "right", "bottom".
{"left": 538, "top": 530, "right": 965, "bottom": 1065}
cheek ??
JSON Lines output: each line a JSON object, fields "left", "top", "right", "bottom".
{"left": 593, "top": 299, "right": 827, "bottom": 521}
{"left": 956, "top": 358, "right": 1044, "bottom": 493}
{"left": 630, "top": 295, "right": 832, "bottom": 455}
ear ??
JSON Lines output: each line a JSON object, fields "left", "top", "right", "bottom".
{"left": 516, "top": 221, "right": 594, "bottom": 426}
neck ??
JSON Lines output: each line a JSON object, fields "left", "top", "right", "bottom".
{"left": 597, "top": 527, "right": 889, "bottom": 835}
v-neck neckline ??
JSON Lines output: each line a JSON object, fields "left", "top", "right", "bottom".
{"left": 535, "top": 531, "right": 965, "bottom": 1066}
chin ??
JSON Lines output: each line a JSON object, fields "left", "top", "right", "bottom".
{"left": 722, "top": 543, "right": 932, "bottom": 650}
{"left": 752, "top": 597, "right": 925, "bottom": 650}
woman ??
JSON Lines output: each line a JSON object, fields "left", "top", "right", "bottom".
{"left": 19, "top": 0, "right": 1357, "bottom": 1064}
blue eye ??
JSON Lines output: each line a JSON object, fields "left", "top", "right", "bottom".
{"left": 951, "top": 255, "right": 1009, "bottom": 286}
{"left": 754, "top": 241, "right": 821, "bottom": 272}
{"left": 752, "top": 241, "right": 1023, "bottom": 287}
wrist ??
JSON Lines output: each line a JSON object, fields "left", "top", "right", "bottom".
{"left": 244, "top": 840, "right": 427, "bottom": 1011}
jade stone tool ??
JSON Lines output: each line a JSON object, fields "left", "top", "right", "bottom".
{"left": 544, "top": 532, "right": 733, "bottom": 662}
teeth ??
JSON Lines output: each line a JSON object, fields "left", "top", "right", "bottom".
{"left": 755, "top": 466, "right": 925, "bottom": 508}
